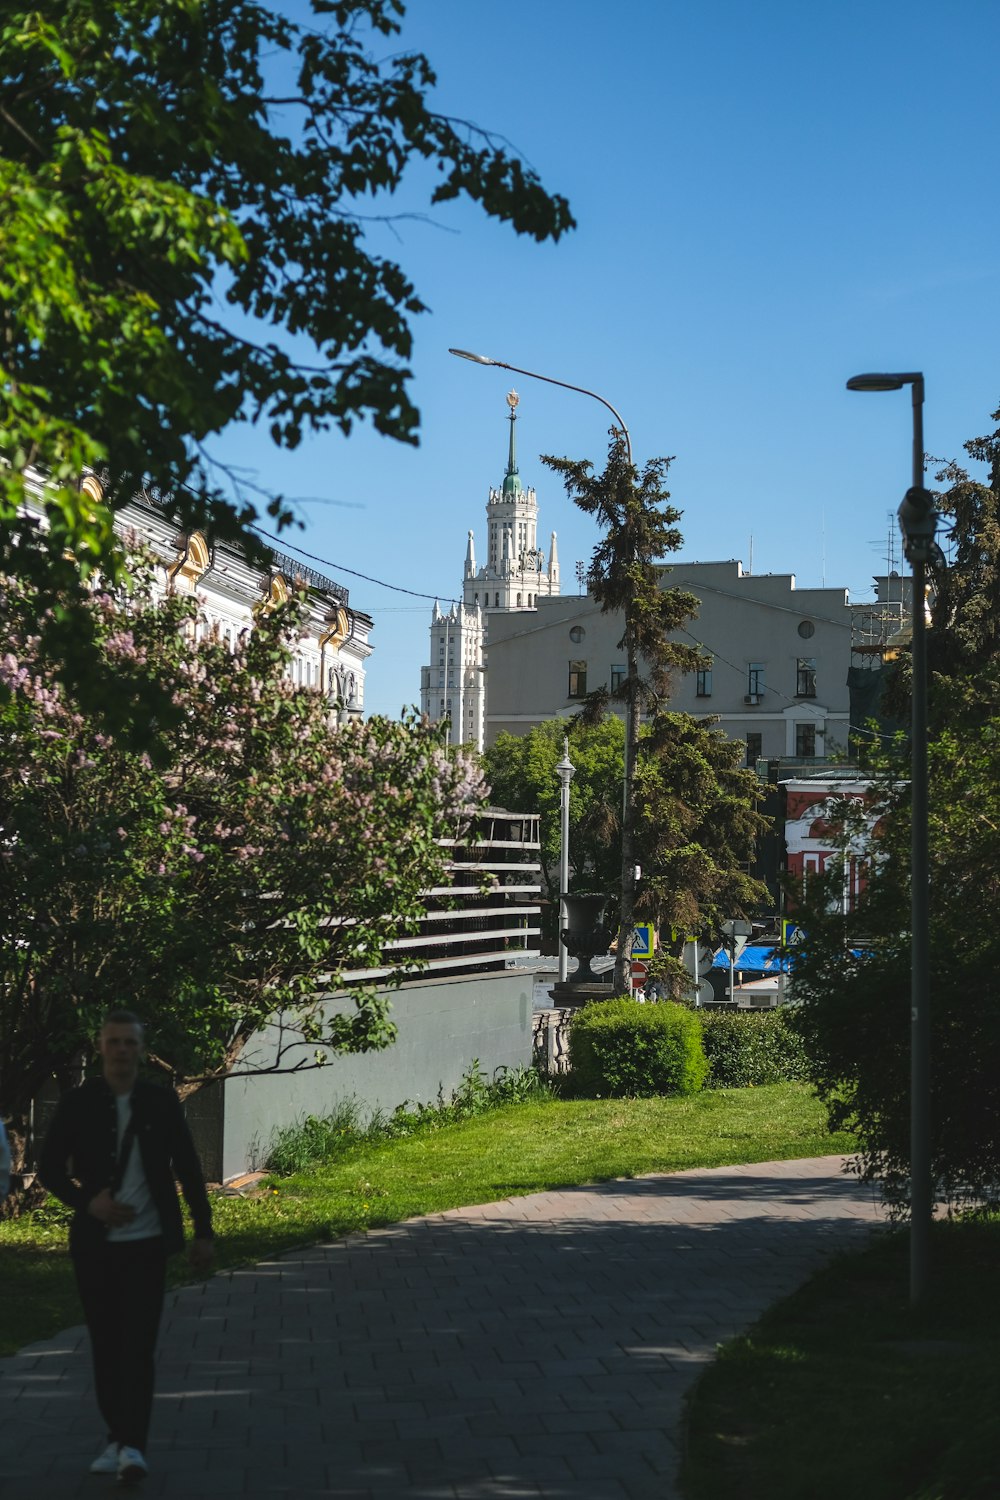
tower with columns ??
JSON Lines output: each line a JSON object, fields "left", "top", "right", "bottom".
{"left": 420, "top": 391, "right": 560, "bottom": 749}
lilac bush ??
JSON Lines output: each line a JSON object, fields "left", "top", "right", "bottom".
{"left": 0, "top": 558, "right": 485, "bottom": 1177}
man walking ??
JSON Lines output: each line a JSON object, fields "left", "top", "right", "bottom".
{"left": 39, "top": 1010, "right": 213, "bottom": 1485}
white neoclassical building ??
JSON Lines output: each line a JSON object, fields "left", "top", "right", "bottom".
{"left": 420, "top": 392, "right": 560, "bottom": 749}
{"left": 21, "top": 469, "right": 373, "bottom": 712}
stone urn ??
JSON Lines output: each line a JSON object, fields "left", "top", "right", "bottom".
{"left": 560, "top": 892, "right": 613, "bottom": 984}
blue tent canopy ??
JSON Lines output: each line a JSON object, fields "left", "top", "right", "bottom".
{"left": 712, "top": 944, "right": 792, "bottom": 974}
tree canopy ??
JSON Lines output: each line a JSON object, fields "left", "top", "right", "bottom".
{"left": 928, "top": 403, "right": 1000, "bottom": 695}
{"left": 0, "top": 551, "right": 485, "bottom": 1174}
{"left": 483, "top": 718, "right": 626, "bottom": 941}
{"left": 482, "top": 711, "right": 769, "bottom": 978}
{"left": 789, "top": 401, "right": 1000, "bottom": 1212}
{"left": 0, "top": 0, "right": 572, "bottom": 700}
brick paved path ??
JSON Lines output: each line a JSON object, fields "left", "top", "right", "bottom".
{"left": 0, "top": 1156, "right": 883, "bottom": 1500}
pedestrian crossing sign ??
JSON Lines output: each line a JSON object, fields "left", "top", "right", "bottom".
{"left": 781, "top": 920, "right": 805, "bottom": 947}
{"left": 631, "top": 923, "right": 655, "bottom": 959}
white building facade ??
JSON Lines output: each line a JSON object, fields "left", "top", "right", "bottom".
{"left": 24, "top": 469, "right": 373, "bottom": 712}
{"left": 420, "top": 392, "right": 559, "bottom": 748}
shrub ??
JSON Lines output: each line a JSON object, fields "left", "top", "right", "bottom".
{"left": 262, "top": 1099, "right": 369, "bottom": 1174}
{"left": 699, "top": 1008, "right": 808, "bottom": 1089}
{"left": 387, "top": 1061, "right": 551, "bottom": 1135}
{"left": 568, "top": 997, "right": 708, "bottom": 1098}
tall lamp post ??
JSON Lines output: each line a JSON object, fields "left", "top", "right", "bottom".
{"left": 449, "top": 348, "right": 639, "bottom": 994}
{"left": 555, "top": 737, "right": 576, "bottom": 982}
{"left": 846, "top": 371, "right": 938, "bottom": 1305}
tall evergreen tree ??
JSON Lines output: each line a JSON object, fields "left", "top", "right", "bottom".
{"left": 542, "top": 435, "right": 705, "bottom": 991}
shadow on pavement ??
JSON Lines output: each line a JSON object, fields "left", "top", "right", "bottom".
{"left": 0, "top": 1157, "right": 884, "bottom": 1500}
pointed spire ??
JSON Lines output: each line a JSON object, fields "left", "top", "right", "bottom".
{"left": 502, "top": 389, "right": 523, "bottom": 496}
{"left": 465, "top": 529, "right": 476, "bottom": 574}
{"left": 549, "top": 530, "right": 559, "bottom": 579}
{"left": 433, "top": 598, "right": 441, "bottom": 620}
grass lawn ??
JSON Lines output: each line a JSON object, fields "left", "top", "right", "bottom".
{"left": 681, "top": 1213, "right": 1000, "bottom": 1500}
{"left": 0, "top": 1080, "right": 849, "bottom": 1358}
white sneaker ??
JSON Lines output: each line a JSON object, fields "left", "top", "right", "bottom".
{"left": 89, "top": 1442, "right": 119, "bottom": 1474}
{"left": 117, "top": 1447, "right": 148, "bottom": 1484}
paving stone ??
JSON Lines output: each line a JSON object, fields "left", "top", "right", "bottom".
{"left": 0, "top": 1155, "right": 883, "bottom": 1498}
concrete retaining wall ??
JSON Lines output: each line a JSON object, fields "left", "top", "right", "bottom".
{"left": 185, "top": 969, "right": 537, "bottom": 1182}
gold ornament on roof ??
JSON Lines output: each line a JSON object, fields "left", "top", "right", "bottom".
{"left": 506, "top": 389, "right": 519, "bottom": 410}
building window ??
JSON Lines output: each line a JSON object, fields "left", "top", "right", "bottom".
{"left": 610, "top": 664, "right": 626, "bottom": 693}
{"left": 495, "top": 593, "right": 500, "bottom": 607}
{"left": 696, "top": 661, "right": 713, "bottom": 697}
{"left": 796, "top": 657, "right": 817, "bottom": 697}
{"left": 746, "top": 732, "right": 762, "bottom": 767}
{"left": 798, "top": 619, "right": 816, "bottom": 639}
{"left": 747, "top": 662, "right": 765, "bottom": 699}
{"left": 568, "top": 660, "right": 587, "bottom": 698}
{"left": 569, "top": 624, "right": 586, "bottom": 644}
{"left": 516, "top": 593, "right": 522, "bottom": 606}
{"left": 795, "top": 722, "right": 817, "bottom": 757}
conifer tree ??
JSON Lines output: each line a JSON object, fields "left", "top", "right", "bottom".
{"left": 542, "top": 435, "right": 705, "bottom": 991}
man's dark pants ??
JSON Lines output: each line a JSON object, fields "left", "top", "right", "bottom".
{"left": 72, "top": 1237, "right": 167, "bottom": 1452}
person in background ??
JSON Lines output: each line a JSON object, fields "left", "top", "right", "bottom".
{"left": 39, "top": 1010, "right": 213, "bottom": 1486}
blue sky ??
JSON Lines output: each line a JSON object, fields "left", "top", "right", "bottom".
{"left": 213, "top": 0, "right": 1000, "bottom": 718}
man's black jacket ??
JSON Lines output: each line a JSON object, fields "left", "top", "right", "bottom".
{"left": 39, "top": 1076, "right": 213, "bottom": 1257}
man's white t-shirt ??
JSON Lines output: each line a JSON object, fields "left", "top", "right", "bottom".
{"left": 108, "top": 1091, "right": 163, "bottom": 1243}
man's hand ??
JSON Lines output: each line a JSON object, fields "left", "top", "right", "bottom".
{"left": 87, "top": 1188, "right": 136, "bottom": 1227}
{"left": 188, "top": 1237, "right": 214, "bottom": 1272}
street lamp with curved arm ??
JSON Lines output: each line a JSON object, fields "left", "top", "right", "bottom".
{"left": 449, "top": 350, "right": 632, "bottom": 465}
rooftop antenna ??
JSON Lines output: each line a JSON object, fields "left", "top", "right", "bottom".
{"left": 747, "top": 535, "right": 753, "bottom": 575}
{"left": 868, "top": 510, "right": 902, "bottom": 594}
{"left": 575, "top": 560, "right": 586, "bottom": 595}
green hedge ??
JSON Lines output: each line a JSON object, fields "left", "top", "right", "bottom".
{"left": 699, "top": 1008, "right": 808, "bottom": 1088}
{"left": 568, "top": 997, "right": 708, "bottom": 1098}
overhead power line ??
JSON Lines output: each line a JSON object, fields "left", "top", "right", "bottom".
{"left": 248, "top": 522, "right": 460, "bottom": 605}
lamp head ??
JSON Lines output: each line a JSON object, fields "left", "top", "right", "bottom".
{"left": 846, "top": 371, "right": 924, "bottom": 394}
{"left": 449, "top": 348, "right": 496, "bottom": 366}
{"left": 847, "top": 373, "right": 906, "bottom": 392}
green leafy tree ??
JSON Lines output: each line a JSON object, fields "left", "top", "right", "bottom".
{"left": 0, "top": 0, "right": 572, "bottom": 707}
{"left": 483, "top": 718, "right": 626, "bottom": 945}
{"left": 482, "top": 711, "right": 769, "bottom": 976}
{"left": 928, "top": 405, "right": 1000, "bottom": 694}
{"left": 0, "top": 548, "right": 486, "bottom": 1181}
{"left": 788, "top": 716, "right": 1000, "bottom": 1213}
{"left": 790, "top": 403, "right": 1000, "bottom": 1209}
{"left": 542, "top": 434, "right": 704, "bottom": 990}
{"left": 879, "top": 406, "right": 1000, "bottom": 732}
